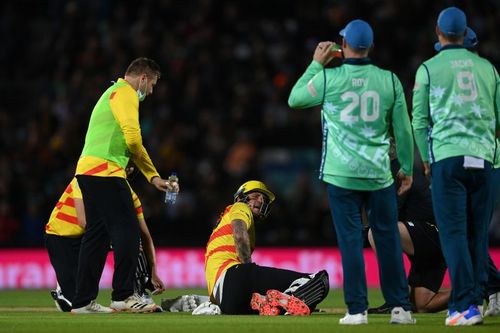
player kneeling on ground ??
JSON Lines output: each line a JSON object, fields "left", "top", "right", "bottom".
{"left": 46, "top": 176, "right": 165, "bottom": 313}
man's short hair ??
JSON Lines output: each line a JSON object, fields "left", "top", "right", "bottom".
{"left": 441, "top": 33, "right": 463, "bottom": 44}
{"left": 125, "top": 57, "right": 161, "bottom": 79}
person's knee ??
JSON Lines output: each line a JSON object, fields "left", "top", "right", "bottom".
{"left": 412, "top": 287, "right": 440, "bottom": 313}
{"left": 412, "top": 291, "right": 430, "bottom": 313}
{"left": 413, "top": 301, "right": 429, "bottom": 313}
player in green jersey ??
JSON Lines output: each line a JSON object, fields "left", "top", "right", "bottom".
{"left": 412, "top": 7, "right": 500, "bottom": 326}
{"left": 288, "top": 19, "right": 415, "bottom": 325}
{"left": 434, "top": 25, "right": 500, "bottom": 319}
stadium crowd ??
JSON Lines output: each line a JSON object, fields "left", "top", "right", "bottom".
{"left": 0, "top": 0, "right": 499, "bottom": 248}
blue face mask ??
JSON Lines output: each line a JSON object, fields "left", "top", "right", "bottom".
{"left": 137, "top": 77, "right": 148, "bottom": 102}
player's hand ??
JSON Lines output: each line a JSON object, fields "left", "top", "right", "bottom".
{"left": 423, "top": 162, "right": 431, "bottom": 181}
{"left": 396, "top": 170, "right": 413, "bottom": 195}
{"left": 151, "top": 272, "right": 165, "bottom": 294}
{"left": 314, "top": 41, "right": 336, "bottom": 66}
{"left": 151, "top": 176, "right": 179, "bottom": 193}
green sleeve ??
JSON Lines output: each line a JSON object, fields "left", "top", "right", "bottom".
{"left": 392, "top": 75, "right": 414, "bottom": 176}
{"left": 494, "top": 66, "right": 500, "bottom": 134}
{"left": 411, "top": 65, "right": 430, "bottom": 162}
{"left": 288, "top": 60, "right": 325, "bottom": 109}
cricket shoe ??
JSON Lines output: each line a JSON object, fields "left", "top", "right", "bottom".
{"left": 445, "top": 305, "right": 483, "bottom": 326}
{"left": 250, "top": 293, "right": 280, "bottom": 316}
{"left": 138, "top": 292, "right": 162, "bottom": 311}
{"left": 390, "top": 307, "right": 416, "bottom": 324}
{"left": 50, "top": 289, "right": 72, "bottom": 312}
{"left": 71, "top": 300, "right": 114, "bottom": 314}
{"left": 110, "top": 294, "right": 159, "bottom": 313}
{"left": 367, "top": 302, "right": 391, "bottom": 314}
{"left": 265, "top": 289, "right": 310, "bottom": 316}
{"left": 139, "top": 292, "right": 155, "bottom": 305}
{"left": 484, "top": 292, "right": 500, "bottom": 317}
{"left": 339, "top": 311, "right": 368, "bottom": 325}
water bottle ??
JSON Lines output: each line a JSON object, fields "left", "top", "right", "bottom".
{"left": 164, "top": 172, "right": 179, "bottom": 205}
{"left": 330, "top": 43, "right": 343, "bottom": 58}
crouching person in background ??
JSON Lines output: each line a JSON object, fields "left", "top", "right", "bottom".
{"left": 45, "top": 176, "right": 165, "bottom": 313}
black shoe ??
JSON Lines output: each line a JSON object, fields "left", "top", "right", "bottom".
{"left": 50, "top": 290, "right": 72, "bottom": 312}
{"left": 367, "top": 303, "right": 391, "bottom": 314}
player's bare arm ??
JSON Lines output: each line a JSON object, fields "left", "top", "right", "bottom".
{"left": 138, "top": 217, "right": 165, "bottom": 293}
{"left": 231, "top": 219, "right": 252, "bottom": 263}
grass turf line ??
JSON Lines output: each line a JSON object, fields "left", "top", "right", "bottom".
{"left": 0, "top": 289, "right": 498, "bottom": 333}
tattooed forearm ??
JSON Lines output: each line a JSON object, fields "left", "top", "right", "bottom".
{"left": 231, "top": 219, "right": 252, "bottom": 263}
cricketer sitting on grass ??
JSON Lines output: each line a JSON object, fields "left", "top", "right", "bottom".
{"left": 201, "top": 180, "right": 329, "bottom": 316}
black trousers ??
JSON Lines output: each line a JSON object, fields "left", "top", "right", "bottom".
{"left": 220, "top": 263, "right": 309, "bottom": 314}
{"left": 72, "top": 175, "right": 140, "bottom": 308}
{"left": 45, "top": 234, "right": 82, "bottom": 302}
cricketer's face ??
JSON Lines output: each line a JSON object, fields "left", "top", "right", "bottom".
{"left": 145, "top": 75, "right": 158, "bottom": 96}
{"left": 246, "top": 192, "right": 267, "bottom": 218}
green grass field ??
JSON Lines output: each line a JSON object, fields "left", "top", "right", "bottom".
{"left": 0, "top": 289, "right": 498, "bottom": 333}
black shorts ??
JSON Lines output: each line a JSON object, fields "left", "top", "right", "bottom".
{"left": 218, "top": 263, "right": 309, "bottom": 314}
{"left": 45, "top": 234, "right": 82, "bottom": 302}
{"left": 401, "top": 220, "right": 447, "bottom": 293}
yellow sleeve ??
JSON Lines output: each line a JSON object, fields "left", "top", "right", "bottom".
{"left": 132, "top": 146, "right": 161, "bottom": 182}
{"left": 130, "top": 188, "right": 145, "bottom": 221}
{"left": 109, "top": 86, "right": 142, "bottom": 155}
{"left": 110, "top": 85, "right": 160, "bottom": 182}
{"left": 228, "top": 202, "right": 253, "bottom": 229}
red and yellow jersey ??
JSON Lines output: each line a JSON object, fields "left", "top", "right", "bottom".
{"left": 75, "top": 157, "right": 127, "bottom": 179}
{"left": 204, "top": 202, "right": 255, "bottom": 297}
{"left": 45, "top": 178, "right": 85, "bottom": 237}
{"left": 45, "top": 177, "right": 144, "bottom": 237}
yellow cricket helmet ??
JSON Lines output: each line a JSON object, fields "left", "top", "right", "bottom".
{"left": 234, "top": 180, "right": 275, "bottom": 218}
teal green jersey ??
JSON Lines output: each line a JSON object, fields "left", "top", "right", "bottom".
{"left": 412, "top": 46, "right": 500, "bottom": 164}
{"left": 288, "top": 59, "right": 413, "bottom": 191}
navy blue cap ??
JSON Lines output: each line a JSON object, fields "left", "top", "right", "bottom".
{"left": 434, "top": 26, "right": 478, "bottom": 51}
{"left": 463, "top": 27, "right": 478, "bottom": 48}
{"left": 437, "top": 7, "right": 467, "bottom": 36}
{"left": 339, "top": 19, "right": 373, "bottom": 49}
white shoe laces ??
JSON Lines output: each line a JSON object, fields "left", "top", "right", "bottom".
{"left": 88, "top": 300, "right": 104, "bottom": 311}
{"left": 487, "top": 293, "right": 499, "bottom": 311}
